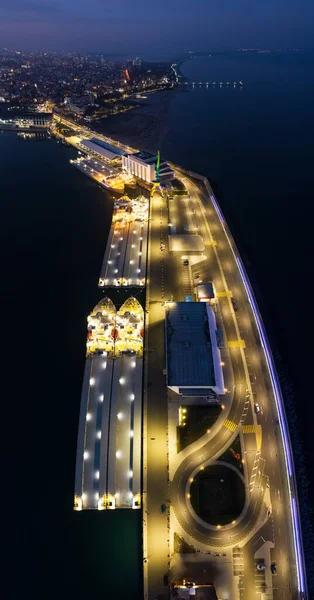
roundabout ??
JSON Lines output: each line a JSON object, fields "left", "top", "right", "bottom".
{"left": 189, "top": 461, "right": 246, "bottom": 527}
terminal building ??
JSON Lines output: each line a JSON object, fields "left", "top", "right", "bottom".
{"left": 165, "top": 302, "right": 224, "bottom": 399}
{"left": 81, "top": 137, "right": 126, "bottom": 162}
{"left": 0, "top": 112, "right": 52, "bottom": 128}
{"left": 122, "top": 151, "right": 174, "bottom": 183}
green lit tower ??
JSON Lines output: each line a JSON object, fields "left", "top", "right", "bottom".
{"left": 155, "top": 150, "right": 161, "bottom": 183}
{"left": 151, "top": 150, "right": 163, "bottom": 196}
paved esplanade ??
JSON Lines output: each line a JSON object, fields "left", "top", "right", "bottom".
{"left": 144, "top": 174, "right": 305, "bottom": 600}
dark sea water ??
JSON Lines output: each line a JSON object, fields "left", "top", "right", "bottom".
{"left": 167, "top": 52, "right": 314, "bottom": 504}
{"left": 3, "top": 51, "right": 314, "bottom": 598}
{"left": 2, "top": 135, "right": 142, "bottom": 599}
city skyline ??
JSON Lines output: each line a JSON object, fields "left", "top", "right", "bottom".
{"left": 0, "top": 0, "right": 314, "bottom": 54}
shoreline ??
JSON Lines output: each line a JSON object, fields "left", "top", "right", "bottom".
{"left": 91, "top": 87, "right": 181, "bottom": 155}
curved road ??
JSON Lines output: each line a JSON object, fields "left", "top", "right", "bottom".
{"left": 168, "top": 173, "right": 301, "bottom": 599}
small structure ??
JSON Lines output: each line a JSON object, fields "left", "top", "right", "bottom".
{"left": 196, "top": 282, "right": 215, "bottom": 302}
{"left": 169, "top": 234, "right": 205, "bottom": 252}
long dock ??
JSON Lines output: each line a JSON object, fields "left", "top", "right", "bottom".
{"left": 98, "top": 195, "right": 148, "bottom": 287}
{"left": 74, "top": 297, "right": 144, "bottom": 511}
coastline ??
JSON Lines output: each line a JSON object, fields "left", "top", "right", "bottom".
{"left": 92, "top": 88, "right": 180, "bottom": 155}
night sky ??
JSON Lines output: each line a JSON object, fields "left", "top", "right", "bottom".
{"left": 1, "top": 0, "right": 314, "bottom": 54}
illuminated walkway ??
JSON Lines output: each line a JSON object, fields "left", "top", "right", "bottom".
{"left": 74, "top": 297, "right": 143, "bottom": 510}
{"left": 98, "top": 195, "right": 148, "bottom": 288}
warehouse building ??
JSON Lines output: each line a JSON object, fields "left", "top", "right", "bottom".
{"left": 0, "top": 112, "right": 52, "bottom": 127}
{"left": 81, "top": 137, "right": 126, "bottom": 162}
{"left": 165, "top": 302, "right": 224, "bottom": 398}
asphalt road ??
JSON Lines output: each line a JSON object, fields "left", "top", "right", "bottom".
{"left": 178, "top": 174, "right": 298, "bottom": 599}
{"left": 145, "top": 176, "right": 300, "bottom": 600}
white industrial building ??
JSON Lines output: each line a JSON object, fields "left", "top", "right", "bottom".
{"left": 122, "top": 151, "right": 174, "bottom": 183}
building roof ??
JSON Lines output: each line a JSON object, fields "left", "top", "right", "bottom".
{"left": 90, "top": 137, "right": 125, "bottom": 156}
{"left": 132, "top": 150, "right": 155, "bottom": 161}
{"left": 166, "top": 302, "right": 215, "bottom": 387}
{"left": 4, "top": 111, "right": 52, "bottom": 119}
{"left": 196, "top": 282, "right": 215, "bottom": 300}
{"left": 82, "top": 139, "right": 124, "bottom": 161}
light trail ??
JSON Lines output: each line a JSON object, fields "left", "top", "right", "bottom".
{"left": 210, "top": 191, "right": 306, "bottom": 597}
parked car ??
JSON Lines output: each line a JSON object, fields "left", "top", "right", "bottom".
{"left": 161, "top": 504, "right": 167, "bottom": 514}
{"left": 256, "top": 563, "right": 266, "bottom": 570}
{"left": 271, "top": 563, "right": 277, "bottom": 574}
{"left": 254, "top": 403, "right": 260, "bottom": 414}
{"left": 231, "top": 297, "right": 238, "bottom": 311}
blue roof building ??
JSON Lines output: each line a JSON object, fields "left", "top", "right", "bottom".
{"left": 165, "top": 302, "right": 225, "bottom": 397}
